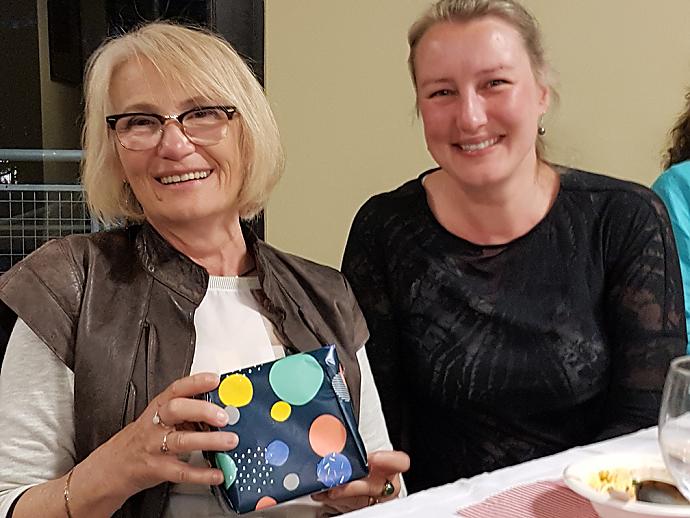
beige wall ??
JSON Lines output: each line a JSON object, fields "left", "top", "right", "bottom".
{"left": 265, "top": 1, "right": 690, "bottom": 268}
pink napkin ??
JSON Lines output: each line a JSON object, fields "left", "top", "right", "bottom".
{"left": 456, "top": 480, "right": 598, "bottom": 518}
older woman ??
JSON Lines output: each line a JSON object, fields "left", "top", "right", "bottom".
{"left": 0, "top": 23, "right": 408, "bottom": 518}
{"left": 653, "top": 90, "right": 690, "bottom": 352}
{"left": 342, "top": 0, "right": 685, "bottom": 493}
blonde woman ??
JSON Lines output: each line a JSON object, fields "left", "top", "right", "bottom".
{"left": 0, "top": 22, "right": 408, "bottom": 518}
{"left": 343, "top": 0, "right": 684, "bottom": 492}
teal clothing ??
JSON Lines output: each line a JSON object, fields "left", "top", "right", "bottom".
{"left": 653, "top": 160, "right": 690, "bottom": 353}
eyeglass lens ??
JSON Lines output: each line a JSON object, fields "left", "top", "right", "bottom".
{"left": 114, "top": 107, "right": 231, "bottom": 150}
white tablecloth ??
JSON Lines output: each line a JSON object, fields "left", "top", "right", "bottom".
{"left": 344, "top": 427, "right": 659, "bottom": 517}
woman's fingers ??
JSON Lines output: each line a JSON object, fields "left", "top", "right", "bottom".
{"left": 158, "top": 372, "right": 221, "bottom": 405}
{"left": 158, "top": 458, "right": 226, "bottom": 486}
{"left": 156, "top": 396, "right": 229, "bottom": 428}
{"left": 368, "top": 450, "right": 410, "bottom": 476}
{"left": 158, "top": 430, "right": 238, "bottom": 455}
{"left": 313, "top": 450, "right": 409, "bottom": 504}
{"left": 311, "top": 492, "right": 371, "bottom": 512}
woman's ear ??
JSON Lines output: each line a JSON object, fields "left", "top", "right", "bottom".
{"left": 537, "top": 81, "right": 550, "bottom": 113}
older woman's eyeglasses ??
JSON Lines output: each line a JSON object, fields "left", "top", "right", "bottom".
{"left": 105, "top": 105, "right": 238, "bottom": 151}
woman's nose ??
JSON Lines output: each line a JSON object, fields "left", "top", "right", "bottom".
{"left": 456, "top": 91, "right": 488, "bottom": 132}
{"left": 157, "top": 121, "right": 196, "bottom": 159}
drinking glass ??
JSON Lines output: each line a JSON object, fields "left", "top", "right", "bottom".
{"left": 659, "top": 355, "right": 690, "bottom": 500}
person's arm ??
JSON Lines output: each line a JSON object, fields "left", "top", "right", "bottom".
{"left": 0, "top": 319, "right": 75, "bottom": 518}
{"left": 341, "top": 200, "right": 407, "bottom": 451}
{"left": 0, "top": 321, "right": 237, "bottom": 518}
{"left": 653, "top": 170, "right": 690, "bottom": 353}
{"left": 597, "top": 189, "right": 687, "bottom": 440}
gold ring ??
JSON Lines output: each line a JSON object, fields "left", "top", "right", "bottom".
{"left": 152, "top": 409, "right": 170, "bottom": 428}
{"left": 160, "top": 429, "right": 174, "bottom": 454}
{"left": 381, "top": 479, "right": 395, "bottom": 497}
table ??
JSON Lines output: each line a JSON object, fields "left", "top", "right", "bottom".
{"left": 343, "top": 427, "right": 659, "bottom": 517}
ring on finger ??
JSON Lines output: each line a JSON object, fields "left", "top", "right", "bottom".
{"left": 160, "top": 429, "right": 174, "bottom": 454}
{"left": 380, "top": 479, "right": 395, "bottom": 498}
{"left": 152, "top": 409, "right": 170, "bottom": 428}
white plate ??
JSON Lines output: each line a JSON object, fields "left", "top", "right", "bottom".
{"left": 563, "top": 453, "right": 690, "bottom": 518}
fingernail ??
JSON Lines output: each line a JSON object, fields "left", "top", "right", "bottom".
{"left": 217, "top": 410, "right": 229, "bottom": 425}
{"left": 213, "top": 471, "right": 224, "bottom": 485}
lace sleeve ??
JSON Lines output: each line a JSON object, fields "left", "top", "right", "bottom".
{"left": 597, "top": 190, "right": 687, "bottom": 439}
{"left": 342, "top": 199, "right": 407, "bottom": 451}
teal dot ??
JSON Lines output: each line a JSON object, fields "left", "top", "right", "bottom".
{"left": 215, "top": 452, "right": 238, "bottom": 489}
{"left": 269, "top": 354, "right": 324, "bottom": 405}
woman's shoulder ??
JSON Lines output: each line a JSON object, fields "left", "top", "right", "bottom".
{"left": 558, "top": 165, "right": 663, "bottom": 208}
{"left": 653, "top": 160, "right": 690, "bottom": 193}
{"left": 254, "top": 239, "right": 346, "bottom": 289}
{"left": 556, "top": 166, "right": 672, "bottom": 232}
{"left": 357, "top": 170, "right": 432, "bottom": 214}
{"left": 349, "top": 169, "right": 434, "bottom": 240}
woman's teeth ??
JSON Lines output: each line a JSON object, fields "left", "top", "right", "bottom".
{"left": 160, "top": 171, "right": 209, "bottom": 185}
{"left": 459, "top": 137, "right": 499, "bottom": 152}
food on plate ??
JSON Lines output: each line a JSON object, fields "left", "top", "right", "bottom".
{"left": 588, "top": 468, "right": 637, "bottom": 499}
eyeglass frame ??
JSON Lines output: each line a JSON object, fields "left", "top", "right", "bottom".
{"left": 105, "top": 105, "right": 238, "bottom": 150}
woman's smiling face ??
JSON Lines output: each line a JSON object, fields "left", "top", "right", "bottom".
{"left": 109, "top": 57, "right": 245, "bottom": 232}
{"left": 414, "top": 16, "right": 549, "bottom": 190}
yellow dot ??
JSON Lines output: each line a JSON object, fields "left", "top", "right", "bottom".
{"left": 270, "top": 401, "right": 292, "bottom": 422}
{"left": 218, "top": 374, "right": 253, "bottom": 408}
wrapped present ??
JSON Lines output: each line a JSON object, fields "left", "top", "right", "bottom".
{"left": 203, "top": 345, "right": 369, "bottom": 514}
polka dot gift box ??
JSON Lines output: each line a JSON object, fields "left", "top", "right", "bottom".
{"left": 203, "top": 345, "right": 369, "bottom": 514}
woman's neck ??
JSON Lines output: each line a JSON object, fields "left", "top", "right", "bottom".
{"left": 148, "top": 217, "right": 254, "bottom": 276}
{"left": 425, "top": 160, "right": 559, "bottom": 245}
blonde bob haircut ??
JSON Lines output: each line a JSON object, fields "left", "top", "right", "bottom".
{"left": 408, "top": 0, "right": 557, "bottom": 158}
{"left": 81, "top": 22, "right": 284, "bottom": 224}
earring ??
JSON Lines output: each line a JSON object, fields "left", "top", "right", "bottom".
{"left": 537, "top": 114, "right": 546, "bottom": 136}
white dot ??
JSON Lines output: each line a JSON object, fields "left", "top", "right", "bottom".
{"left": 252, "top": 468, "right": 256, "bottom": 473}
{"left": 258, "top": 488, "right": 262, "bottom": 493}
{"left": 283, "top": 473, "right": 300, "bottom": 491}
{"left": 253, "top": 478, "right": 256, "bottom": 483}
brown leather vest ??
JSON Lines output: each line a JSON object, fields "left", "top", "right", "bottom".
{"left": 0, "top": 223, "right": 368, "bottom": 517}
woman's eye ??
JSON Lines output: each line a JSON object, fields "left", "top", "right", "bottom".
{"left": 127, "top": 116, "right": 157, "bottom": 128}
{"left": 487, "top": 79, "right": 507, "bottom": 88}
{"left": 429, "top": 89, "right": 453, "bottom": 98}
{"left": 191, "top": 108, "right": 222, "bottom": 120}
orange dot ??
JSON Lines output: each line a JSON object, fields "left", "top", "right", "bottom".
{"left": 255, "top": 496, "right": 277, "bottom": 510}
{"left": 309, "top": 414, "right": 347, "bottom": 456}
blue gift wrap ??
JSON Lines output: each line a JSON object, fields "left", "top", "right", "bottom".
{"left": 203, "top": 345, "right": 369, "bottom": 514}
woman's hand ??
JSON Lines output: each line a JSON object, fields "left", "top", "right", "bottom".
{"left": 311, "top": 450, "right": 410, "bottom": 512}
{"left": 76, "top": 372, "right": 236, "bottom": 508}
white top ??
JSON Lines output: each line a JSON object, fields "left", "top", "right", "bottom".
{"left": 0, "top": 276, "right": 395, "bottom": 518}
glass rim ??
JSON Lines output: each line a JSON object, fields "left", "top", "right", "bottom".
{"left": 670, "top": 355, "right": 690, "bottom": 374}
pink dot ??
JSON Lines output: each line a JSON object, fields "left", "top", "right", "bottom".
{"left": 309, "top": 414, "right": 347, "bottom": 457}
{"left": 255, "top": 496, "right": 277, "bottom": 510}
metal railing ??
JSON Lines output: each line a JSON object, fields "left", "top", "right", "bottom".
{"left": 0, "top": 184, "right": 98, "bottom": 273}
{"left": 0, "top": 149, "right": 95, "bottom": 273}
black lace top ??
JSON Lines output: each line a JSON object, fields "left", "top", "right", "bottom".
{"left": 342, "top": 166, "right": 686, "bottom": 492}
